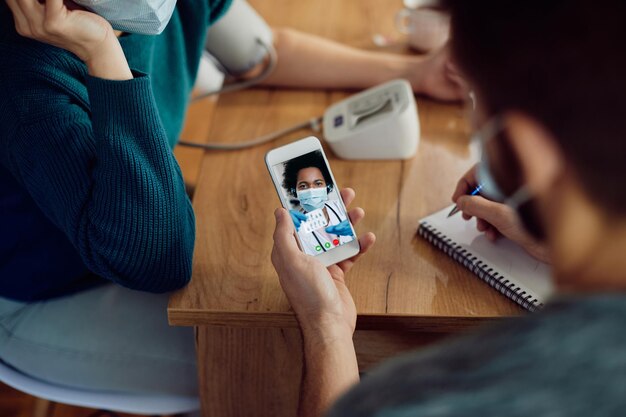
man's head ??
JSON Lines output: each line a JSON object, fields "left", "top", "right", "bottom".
{"left": 444, "top": 0, "right": 626, "bottom": 285}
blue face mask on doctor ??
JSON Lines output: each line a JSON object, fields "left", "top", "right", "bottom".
{"left": 296, "top": 187, "right": 328, "bottom": 212}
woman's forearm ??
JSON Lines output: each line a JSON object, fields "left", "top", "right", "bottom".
{"left": 263, "top": 28, "right": 424, "bottom": 91}
{"left": 84, "top": 30, "right": 133, "bottom": 80}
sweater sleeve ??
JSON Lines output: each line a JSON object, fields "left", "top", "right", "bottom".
{"left": 2, "top": 73, "right": 195, "bottom": 292}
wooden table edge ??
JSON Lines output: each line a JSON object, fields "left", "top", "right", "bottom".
{"left": 167, "top": 308, "right": 518, "bottom": 332}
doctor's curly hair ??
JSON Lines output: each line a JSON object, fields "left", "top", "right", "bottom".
{"left": 282, "top": 150, "right": 334, "bottom": 198}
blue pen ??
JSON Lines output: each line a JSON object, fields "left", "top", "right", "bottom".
{"left": 447, "top": 183, "right": 484, "bottom": 218}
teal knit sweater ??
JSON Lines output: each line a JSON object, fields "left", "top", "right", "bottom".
{"left": 0, "top": 1, "right": 231, "bottom": 301}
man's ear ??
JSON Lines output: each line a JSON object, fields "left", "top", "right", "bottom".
{"left": 502, "top": 112, "right": 565, "bottom": 197}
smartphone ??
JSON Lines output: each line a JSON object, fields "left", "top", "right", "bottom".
{"left": 265, "top": 136, "right": 360, "bottom": 266}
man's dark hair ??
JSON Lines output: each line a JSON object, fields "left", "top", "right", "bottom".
{"left": 444, "top": 0, "right": 626, "bottom": 214}
{"left": 282, "top": 150, "right": 333, "bottom": 197}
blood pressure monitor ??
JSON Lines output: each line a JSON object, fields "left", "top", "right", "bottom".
{"left": 322, "top": 79, "right": 420, "bottom": 160}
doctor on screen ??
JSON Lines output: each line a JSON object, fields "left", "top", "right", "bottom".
{"left": 281, "top": 151, "right": 355, "bottom": 256}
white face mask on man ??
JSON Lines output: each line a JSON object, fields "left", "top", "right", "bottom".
{"left": 72, "top": 0, "right": 178, "bottom": 35}
{"left": 474, "top": 116, "right": 547, "bottom": 240}
{"left": 474, "top": 117, "right": 532, "bottom": 210}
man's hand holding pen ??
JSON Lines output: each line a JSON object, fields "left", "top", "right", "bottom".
{"left": 451, "top": 164, "right": 551, "bottom": 263}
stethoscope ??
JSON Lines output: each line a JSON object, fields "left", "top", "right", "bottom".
{"left": 309, "top": 203, "right": 344, "bottom": 253}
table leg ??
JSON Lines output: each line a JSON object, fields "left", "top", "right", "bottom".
{"left": 196, "top": 326, "right": 303, "bottom": 417}
{"left": 353, "top": 330, "right": 452, "bottom": 371}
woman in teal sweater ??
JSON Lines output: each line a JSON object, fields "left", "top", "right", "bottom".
{"left": 0, "top": 0, "right": 225, "bottom": 396}
{"left": 0, "top": 0, "right": 464, "bottom": 397}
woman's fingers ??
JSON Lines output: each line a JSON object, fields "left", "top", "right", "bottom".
{"left": 43, "top": 0, "right": 67, "bottom": 35}
{"left": 9, "top": 0, "right": 63, "bottom": 39}
{"left": 6, "top": 0, "right": 32, "bottom": 36}
{"left": 8, "top": 0, "right": 116, "bottom": 64}
{"left": 16, "top": 0, "right": 45, "bottom": 33}
{"left": 17, "top": 0, "right": 45, "bottom": 16}
{"left": 444, "top": 60, "right": 469, "bottom": 96}
{"left": 45, "top": 0, "right": 65, "bottom": 19}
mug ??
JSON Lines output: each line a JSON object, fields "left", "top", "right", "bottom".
{"left": 395, "top": 7, "right": 450, "bottom": 52}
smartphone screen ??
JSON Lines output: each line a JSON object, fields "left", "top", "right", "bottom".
{"left": 270, "top": 149, "right": 356, "bottom": 256}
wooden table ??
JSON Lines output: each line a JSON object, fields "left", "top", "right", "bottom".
{"left": 169, "top": 1, "right": 521, "bottom": 416}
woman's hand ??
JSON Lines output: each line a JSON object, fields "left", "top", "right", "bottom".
{"left": 6, "top": 0, "right": 132, "bottom": 80}
{"left": 452, "top": 164, "right": 551, "bottom": 263}
{"left": 272, "top": 188, "right": 375, "bottom": 339}
{"left": 410, "top": 46, "right": 467, "bottom": 102}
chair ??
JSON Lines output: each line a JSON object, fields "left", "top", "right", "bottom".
{"left": 0, "top": 360, "right": 200, "bottom": 417}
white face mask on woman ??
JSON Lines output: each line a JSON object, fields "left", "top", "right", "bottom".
{"left": 296, "top": 188, "right": 328, "bottom": 212}
{"left": 72, "top": 0, "right": 178, "bottom": 35}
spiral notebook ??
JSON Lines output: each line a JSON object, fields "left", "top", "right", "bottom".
{"left": 418, "top": 205, "right": 554, "bottom": 312}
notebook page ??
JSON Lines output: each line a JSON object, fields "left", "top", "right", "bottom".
{"left": 420, "top": 205, "right": 554, "bottom": 303}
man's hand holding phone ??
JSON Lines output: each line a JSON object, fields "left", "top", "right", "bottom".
{"left": 272, "top": 188, "right": 375, "bottom": 338}
{"left": 272, "top": 188, "right": 374, "bottom": 417}
{"left": 453, "top": 164, "right": 551, "bottom": 263}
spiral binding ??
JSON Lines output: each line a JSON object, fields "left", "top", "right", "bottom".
{"left": 418, "top": 222, "right": 542, "bottom": 312}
